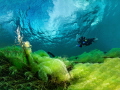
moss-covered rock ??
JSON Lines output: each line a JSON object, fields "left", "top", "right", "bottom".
{"left": 68, "top": 58, "right": 120, "bottom": 90}
{"left": 77, "top": 49, "right": 104, "bottom": 63}
{"left": 105, "top": 48, "right": 120, "bottom": 58}
{"left": 31, "top": 54, "right": 70, "bottom": 82}
{"left": 69, "top": 49, "right": 105, "bottom": 63}
{"left": 0, "top": 46, "right": 27, "bottom": 69}
{"left": 33, "top": 50, "right": 50, "bottom": 57}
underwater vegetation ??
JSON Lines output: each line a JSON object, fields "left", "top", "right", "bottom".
{"left": 0, "top": 46, "right": 70, "bottom": 90}
{"left": 0, "top": 27, "right": 120, "bottom": 90}
{"left": 0, "top": 46, "right": 120, "bottom": 90}
{"left": 69, "top": 58, "right": 120, "bottom": 90}
{"left": 68, "top": 49, "right": 105, "bottom": 63}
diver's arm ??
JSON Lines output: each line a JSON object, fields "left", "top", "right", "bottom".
{"left": 76, "top": 44, "right": 82, "bottom": 47}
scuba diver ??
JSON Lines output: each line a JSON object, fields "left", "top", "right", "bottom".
{"left": 76, "top": 34, "right": 98, "bottom": 47}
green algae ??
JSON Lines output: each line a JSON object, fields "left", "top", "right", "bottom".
{"left": 0, "top": 46, "right": 120, "bottom": 90}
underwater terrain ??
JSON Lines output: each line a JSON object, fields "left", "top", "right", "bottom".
{"left": 0, "top": 0, "right": 120, "bottom": 90}
{"left": 0, "top": 45, "right": 120, "bottom": 90}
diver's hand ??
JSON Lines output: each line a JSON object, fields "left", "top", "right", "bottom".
{"left": 76, "top": 45, "right": 82, "bottom": 47}
{"left": 76, "top": 45, "right": 79, "bottom": 47}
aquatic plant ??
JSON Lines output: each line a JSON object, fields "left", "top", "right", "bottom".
{"left": 1, "top": 46, "right": 120, "bottom": 89}
{"left": 33, "top": 50, "right": 50, "bottom": 57}
{"left": 0, "top": 46, "right": 27, "bottom": 70}
{"left": 68, "top": 58, "right": 120, "bottom": 90}
{"left": 69, "top": 49, "right": 105, "bottom": 63}
{"left": 104, "top": 48, "right": 120, "bottom": 58}
{"left": 0, "top": 47, "right": 70, "bottom": 89}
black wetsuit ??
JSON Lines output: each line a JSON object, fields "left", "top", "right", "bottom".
{"left": 77, "top": 36, "right": 95, "bottom": 47}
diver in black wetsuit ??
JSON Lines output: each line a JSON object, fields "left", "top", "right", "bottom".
{"left": 76, "top": 36, "right": 98, "bottom": 47}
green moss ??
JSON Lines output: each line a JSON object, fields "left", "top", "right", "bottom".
{"left": 69, "top": 49, "right": 104, "bottom": 63}
{"left": 0, "top": 51, "right": 6, "bottom": 60}
{"left": 68, "top": 58, "right": 120, "bottom": 90}
{"left": 56, "top": 57, "right": 73, "bottom": 69}
{"left": 33, "top": 50, "right": 49, "bottom": 57}
{"left": 1, "top": 45, "right": 120, "bottom": 90}
{"left": 105, "top": 48, "right": 120, "bottom": 58}
{"left": 32, "top": 56, "right": 70, "bottom": 82}
{"left": 0, "top": 46, "right": 27, "bottom": 69}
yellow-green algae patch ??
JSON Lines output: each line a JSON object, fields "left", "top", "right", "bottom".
{"left": 68, "top": 49, "right": 105, "bottom": 63}
{"left": 68, "top": 58, "right": 120, "bottom": 90}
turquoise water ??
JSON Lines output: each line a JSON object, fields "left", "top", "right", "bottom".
{"left": 0, "top": 0, "right": 120, "bottom": 57}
